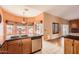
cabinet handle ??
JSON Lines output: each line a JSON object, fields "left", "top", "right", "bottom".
{"left": 72, "top": 43, "right": 74, "bottom": 46}
{"left": 21, "top": 42, "right": 23, "bottom": 46}
{"left": 20, "top": 42, "right": 23, "bottom": 46}
{"left": 19, "top": 42, "right": 21, "bottom": 46}
{"left": 19, "top": 42, "right": 23, "bottom": 46}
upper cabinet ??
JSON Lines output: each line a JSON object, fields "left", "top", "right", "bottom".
{"left": 69, "top": 19, "right": 79, "bottom": 33}
{"left": 71, "top": 23, "right": 78, "bottom": 28}
{"left": 69, "top": 19, "right": 79, "bottom": 29}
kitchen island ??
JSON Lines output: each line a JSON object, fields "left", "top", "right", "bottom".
{"left": 64, "top": 35, "right": 79, "bottom": 54}
{"left": 0, "top": 34, "right": 42, "bottom": 54}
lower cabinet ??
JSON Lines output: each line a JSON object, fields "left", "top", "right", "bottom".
{"left": 22, "top": 39, "right": 32, "bottom": 54}
{"left": 0, "top": 42, "right": 8, "bottom": 54}
{"left": 64, "top": 38, "right": 74, "bottom": 54}
{"left": 7, "top": 40, "right": 22, "bottom": 54}
{"left": 74, "top": 40, "right": 79, "bottom": 54}
{"left": 7, "top": 39, "right": 32, "bottom": 54}
{"left": 64, "top": 38, "right": 79, "bottom": 54}
{"left": 0, "top": 36, "right": 42, "bottom": 54}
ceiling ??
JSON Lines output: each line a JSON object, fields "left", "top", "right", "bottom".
{"left": 1, "top": 5, "right": 79, "bottom": 20}
{"left": 1, "top": 5, "right": 42, "bottom": 17}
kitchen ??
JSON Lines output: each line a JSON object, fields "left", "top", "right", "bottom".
{"left": 0, "top": 5, "right": 79, "bottom": 54}
{"left": 0, "top": 6, "right": 43, "bottom": 54}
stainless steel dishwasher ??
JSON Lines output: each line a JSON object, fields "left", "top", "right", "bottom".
{"left": 32, "top": 36, "right": 42, "bottom": 53}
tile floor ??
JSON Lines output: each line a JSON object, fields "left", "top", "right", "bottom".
{"left": 35, "top": 37, "right": 64, "bottom": 54}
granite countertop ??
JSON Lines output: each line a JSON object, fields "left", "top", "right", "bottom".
{"left": 6, "top": 34, "right": 42, "bottom": 41}
{"left": 0, "top": 34, "right": 42, "bottom": 48}
{"left": 64, "top": 35, "right": 79, "bottom": 40}
{"left": 69, "top": 33, "right": 79, "bottom": 36}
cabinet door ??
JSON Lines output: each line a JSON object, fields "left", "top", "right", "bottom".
{"left": 0, "top": 42, "right": 8, "bottom": 54}
{"left": 64, "top": 38, "right": 74, "bottom": 54}
{"left": 22, "top": 39, "right": 32, "bottom": 54}
{"left": 74, "top": 40, "right": 79, "bottom": 54}
{"left": 7, "top": 40, "right": 22, "bottom": 54}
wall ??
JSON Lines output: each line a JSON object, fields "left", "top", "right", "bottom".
{"left": 29, "top": 12, "right": 69, "bottom": 40}
{"left": 44, "top": 13, "right": 69, "bottom": 40}
{"left": 0, "top": 7, "right": 45, "bottom": 45}
{"left": 0, "top": 7, "right": 28, "bottom": 45}
{"left": 2, "top": 8, "right": 28, "bottom": 37}
{"left": 27, "top": 13, "right": 44, "bottom": 23}
{"left": 2, "top": 9, "right": 27, "bottom": 23}
{"left": 0, "top": 7, "right": 69, "bottom": 43}
{"left": 35, "top": 13, "right": 44, "bottom": 35}
{"left": 27, "top": 13, "right": 44, "bottom": 35}
{"left": 35, "top": 13, "right": 44, "bottom": 23}
{"left": 0, "top": 8, "right": 4, "bottom": 45}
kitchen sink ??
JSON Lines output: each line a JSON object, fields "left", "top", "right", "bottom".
{"left": 21, "top": 35, "right": 27, "bottom": 38}
{"left": 11, "top": 36, "right": 19, "bottom": 39}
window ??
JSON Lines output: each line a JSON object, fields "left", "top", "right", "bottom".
{"left": 52, "top": 23, "right": 59, "bottom": 34}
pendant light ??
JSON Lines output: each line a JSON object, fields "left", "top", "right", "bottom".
{"left": 22, "top": 12, "right": 26, "bottom": 24}
{"left": 22, "top": 8, "right": 29, "bottom": 24}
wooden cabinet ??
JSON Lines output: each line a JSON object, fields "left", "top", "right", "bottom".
{"left": 22, "top": 39, "right": 32, "bottom": 54}
{"left": 71, "top": 23, "right": 77, "bottom": 28}
{"left": 7, "top": 39, "right": 32, "bottom": 54}
{"left": 64, "top": 38, "right": 74, "bottom": 54}
{"left": 0, "top": 42, "right": 8, "bottom": 52}
{"left": 7, "top": 40, "right": 22, "bottom": 54}
{"left": 74, "top": 40, "right": 79, "bottom": 54}
{"left": 64, "top": 38, "right": 79, "bottom": 54}
{"left": 69, "top": 20, "right": 79, "bottom": 29}
{"left": 0, "top": 42, "right": 8, "bottom": 54}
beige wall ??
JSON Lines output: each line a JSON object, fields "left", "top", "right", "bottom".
{"left": 0, "top": 8, "right": 4, "bottom": 45}
{"left": 44, "top": 13, "right": 69, "bottom": 40}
